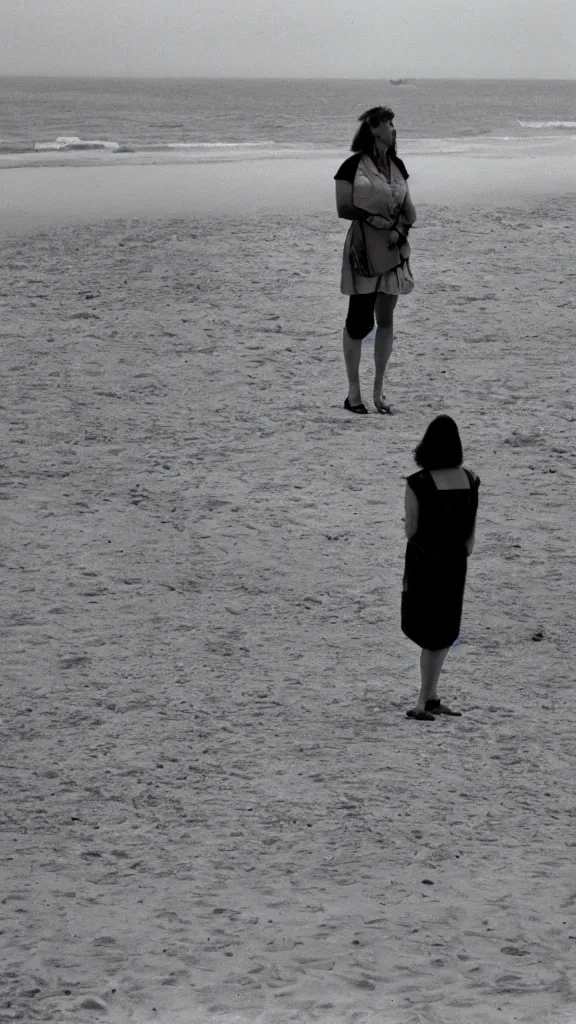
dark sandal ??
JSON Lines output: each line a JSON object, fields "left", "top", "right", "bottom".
{"left": 407, "top": 709, "right": 436, "bottom": 721}
{"left": 344, "top": 397, "right": 368, "bottom": 414}
{"left": 425, "top": 699, "right": 462, "bottom": 716}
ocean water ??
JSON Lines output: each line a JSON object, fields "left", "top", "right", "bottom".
{"left": 1, "top": 77, "right": 575, "bottom": 167}
{"left": 2, "top": 77, "right": 575, "bottom": 232}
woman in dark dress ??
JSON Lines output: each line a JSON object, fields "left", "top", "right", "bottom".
{"left": 402, "top": 416, "right": 480, "bottom": 720}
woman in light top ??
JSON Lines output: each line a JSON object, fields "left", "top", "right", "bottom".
{"left": 335, "top": 106, "right": 416, "bottom": 415}
{"left": 402, "top": 417, "right": 480, "bottom": 720}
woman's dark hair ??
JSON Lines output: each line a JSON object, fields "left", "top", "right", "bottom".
{"left": 414, "top": 415, "right": 464, "bottom": 470}
{"left": 351, "top": 105, "right": 395, "bottom": 154}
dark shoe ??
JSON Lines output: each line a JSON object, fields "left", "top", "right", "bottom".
{"left": 407, "top": 709, "right": 436, "bottom": 721}
{"left": 425, "top": 698, "right": 462, "bottom": 716}
{"left": 344, "top": 397, "right": 368, "bottom": 414}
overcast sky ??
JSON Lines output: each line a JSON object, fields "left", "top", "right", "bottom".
{"left": 2, "top": 0, "right": 575, "bottom": 78}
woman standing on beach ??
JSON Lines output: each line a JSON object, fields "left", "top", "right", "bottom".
{"left": 335, "top": 106, "right": 416, "bottom": 415}
{"left": 402, "top": 416, "right": 480, "bottom": 720}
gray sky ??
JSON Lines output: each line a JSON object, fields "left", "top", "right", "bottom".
{"left": 2, "top": 0, "right": 575, "bottom": 78}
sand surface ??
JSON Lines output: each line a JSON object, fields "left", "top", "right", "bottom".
{"left": 1, "top": 192, "right": 576, "bottom": 1024}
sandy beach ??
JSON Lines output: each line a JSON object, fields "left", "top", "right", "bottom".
{"left": 1, "top": 177, "right": 576, "bottom": 1024}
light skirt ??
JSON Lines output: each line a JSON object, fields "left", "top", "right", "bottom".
{"left": 340, "top": 227, "right": 415, "bottom": 296}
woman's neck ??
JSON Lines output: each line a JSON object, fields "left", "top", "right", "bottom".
{"left": 374, "top": 143, "right": 391, "bottom": 174}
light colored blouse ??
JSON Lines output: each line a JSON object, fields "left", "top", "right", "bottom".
{"left": 336, "top": 154, "right": 415, "bottom": 297}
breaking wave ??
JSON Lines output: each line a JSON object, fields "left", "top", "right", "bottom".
{"left": 28, "top": 136, "right": 278, "bottom": 154}
{"left": 517, "top": 119, "right": 576, "bottom": 130}
{"left": 1, "top": 131, "right": 576, "bottom": 170}
{"left": 0, "top": 137, "right": 280, "bottom": 155}
{"left": 34, "top": 136, "right": 123, "bottom": 152}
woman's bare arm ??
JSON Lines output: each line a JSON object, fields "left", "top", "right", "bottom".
{"left": 389, "top": 186, "right": 417, "bottom": 242}
{"left": 404, "top": 483, "right": 419, "bottom": 539}
{"left": 464, "top": 527, "right": 475, "bottom": 556}
{"left": 464, "top": 473, "right": 479, "bottom": 555}
{"left": 402, "top": 188, "right": 417, "bottom": 225}
{"left": 465, "top": 511, "right": 477, "bottom": 555}
{"left": 335, "top": 181, "right": 388, "bottom": 228}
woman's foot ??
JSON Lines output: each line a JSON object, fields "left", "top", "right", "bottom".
{"left": 374, "top": 392, "right": 394, "bottom": 414}
{"left": 344, "top": 397, "right": 368, "bottom": 414}
{"left": 407, "top": 708, "right": 436, "bottom": 721}
{"left": 425, "top": 698, "right": 462, "bottom": 716}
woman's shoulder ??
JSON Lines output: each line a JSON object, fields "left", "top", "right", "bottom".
{"left": 406, "top": 468, "right": 428, "bottom": 489}
{"left": 334, "top": 152, "right": 363, "bottom": 182}
{"left": 463, "top": 467, "right": 481, "bottom": 488}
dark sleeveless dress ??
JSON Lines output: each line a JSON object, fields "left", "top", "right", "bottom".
{"left": 401, "top": 469, "right": 480, "bottom": 650}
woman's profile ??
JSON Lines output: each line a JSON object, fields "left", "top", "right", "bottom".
{"left": 401, "top": 416, "right": 480, "bottom": 720}
{"left": 335, "top": 106, "right": 416, "bottom": 415}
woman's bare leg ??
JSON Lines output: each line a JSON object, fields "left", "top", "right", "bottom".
{"left": 342, "top": 328, "right": 363, "bottom": 406}
{"left": 373, "top": 294, "right": 398, "bottom": 411}
{"left": 413, "top": 647, "right": 451, "bottom": 712}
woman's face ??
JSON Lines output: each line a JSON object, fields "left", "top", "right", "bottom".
{"left": 371, "top": 118, "right": 396, "bottom": 150}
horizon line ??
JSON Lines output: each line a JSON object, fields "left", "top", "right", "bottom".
{"left": 1, "top": 73, "right": 575, "bottom": 82}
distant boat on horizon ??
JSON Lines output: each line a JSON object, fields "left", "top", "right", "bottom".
{"left": 390, "top": 78, "right": 410, "bottom": 85}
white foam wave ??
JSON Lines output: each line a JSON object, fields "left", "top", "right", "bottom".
{"left": 517, "top": 119, "right": 576, "bottom": 129}
{"left": 164, "top": 141, "right": 275, "bottom": 149}
{"left": 34, "top": 136, "right": 121, "bottom": 152}
{"left": 2, "top": 132, "right": 575, "bottom": 172}
{"left": 32, "top": 137, "right": 278, "bottom": 154}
